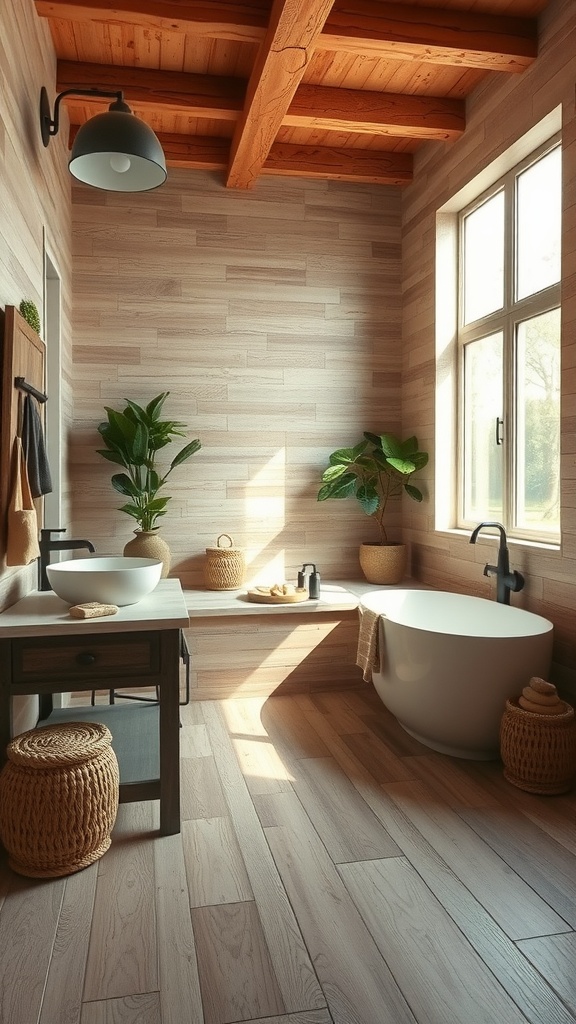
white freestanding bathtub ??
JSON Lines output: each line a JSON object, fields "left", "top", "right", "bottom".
{"left": 360, "top": 589, "right": 554, "bottom": 760}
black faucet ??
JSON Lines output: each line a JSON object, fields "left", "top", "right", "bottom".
{"left": 469, "top": 521, "right": 524, "bottom": 605}
{"left": 39, "top": 528, "right": 96, "bottom": 591}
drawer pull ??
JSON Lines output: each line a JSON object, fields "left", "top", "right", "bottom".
{"left": 77, "top": 652, "right": 97, "bottom": 666}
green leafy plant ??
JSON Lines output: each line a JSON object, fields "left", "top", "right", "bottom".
{"left": 19, "top": 299, "right": 41, "bottom": 335}
{"left": 317, "top": 431, "right": 428, "bottom": 544}
{"left": 97, "top": 392, "right": 201, "bottom": 532}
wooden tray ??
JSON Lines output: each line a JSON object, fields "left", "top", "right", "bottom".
{"left": 247, "top": 588, "right": 309, "bottom": 604}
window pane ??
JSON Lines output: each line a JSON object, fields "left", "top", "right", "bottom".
{"left": 516, "top": 147, "right": 561, "bottom": 300}
{"left": 463, "top": 333, "right": 503, "bottom": 522}
{"left": 515, "top": 308, "right": 560, "bottom": 535}
{"left": 463, "top": 191, "right": 504, "bottom": 324}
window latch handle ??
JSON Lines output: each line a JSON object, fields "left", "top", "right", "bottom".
{"left": 495, "top": 417, "right": 504, "bottom": 446}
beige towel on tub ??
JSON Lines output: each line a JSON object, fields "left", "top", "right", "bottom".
{"left": 356, "top": 606, "right": 381, "bottom": 682}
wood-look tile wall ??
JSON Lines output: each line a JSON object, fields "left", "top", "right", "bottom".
{"left": 186, "top": 612, "right": 366, "bottom": 701}
{"left": 401, "top": 0, "right": 576, "bottom": 693}
{"left": 70, "top": 173, "right": 403, "bottom": 586}
{"left": 0, "top": 0, "right": 72, "bottom": 728}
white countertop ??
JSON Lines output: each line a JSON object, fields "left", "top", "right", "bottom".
{"left": 0, "top": 579, "right": 190, "bottom": 639}
{"left": 183, "top": 579, "right": 423, "bottom": 617}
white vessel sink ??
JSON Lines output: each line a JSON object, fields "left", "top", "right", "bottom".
{"left": 46, "top": 556, "right": 163, "bottom": 607}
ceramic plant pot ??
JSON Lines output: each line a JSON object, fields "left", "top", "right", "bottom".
{"left": 359, "top": 542, "right": 407, "bottom": 585}
{"left": 123, "top": 529, "right": 171, "bottom": 578}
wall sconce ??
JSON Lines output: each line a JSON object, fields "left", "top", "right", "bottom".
{"left": 40, "top": 86, "right": 167, "bottom": 192}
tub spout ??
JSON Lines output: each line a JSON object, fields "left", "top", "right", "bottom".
{"left": 469, "top": 521, "right": 525, "bottom": 605}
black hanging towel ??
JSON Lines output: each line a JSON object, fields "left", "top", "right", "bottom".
{"left": 22, "top": 394, "right": 53, "bottom": 497}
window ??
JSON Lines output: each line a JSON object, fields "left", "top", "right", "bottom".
{"left": 457, "top": 139, "right": 561, "bottom": 542}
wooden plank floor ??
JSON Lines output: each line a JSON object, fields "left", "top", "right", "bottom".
{"left": 1, "top": 688, "right": 576, "bottom": 1024}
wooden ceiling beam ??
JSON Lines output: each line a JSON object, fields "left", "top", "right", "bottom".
{"left": 286, "top": 85, "right": 465, "bottom": 140}
{"left": 36, "top": 0, "right": 538, "bottom": 72}
{"left": 68, "top": 124, "right": 412, "bottom": 184}
{"left": 57, "top": 61, "right": 245, "bottom": 121}
{"left": 226, "top": 0, "right": 335, "bottom": 189}
{"left": 320, "top": 1, "right": 538, "bottom": 72}
{"left": 263, "top": 143, "right": 413, "bottom": 185}
{"left": 35, "top": 0, "right": 268, "bottom": 43}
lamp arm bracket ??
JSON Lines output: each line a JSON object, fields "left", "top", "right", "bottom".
{"left": 40, "top": 86, "right": 125, "bottom": 147}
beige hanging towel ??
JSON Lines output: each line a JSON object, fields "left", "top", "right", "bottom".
{"left": 6, "top": 436, "right": 41, "bottom": 566}
{"left": 356, "top": 606, "right": 382, "bottom": 682}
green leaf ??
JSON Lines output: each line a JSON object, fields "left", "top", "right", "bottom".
{"left": 111, "top": 473, "right": 140, "bottom": 498}
{"left": 410, "top": 451, "right": 429, "bottom": 471}
{"left": 95, "top": 449, "right": 127, "bottom": 467}
{"left": 378, "top": 433, "right": 403, "bottom": 459}
{"left": 386, "top": 457, "right": 417, "bottom": 476}
{"left": 404, "top": 483, "right": 423, "bottom": 502}
{"left": 363, "top": 431, "right": 381, "bottom": 447}
{"left": 146, "top": 392, "right": 169, "bottom": 420}
{"left": 356, "top": 483, "right": 379, "bottom": 516}
{"left": 356, "top": 453, "right": 380, "bottom": 472}
{"left": 317, "top": 473, "right": 358, "bottom": 500}
{"left": 169, "top": 438, "right": 202, "bottom": 470}
{"left": 328, "top": 445, "right": 362, "bottom": 467}
{"left": 321, "top": 463, "right": 349, "bottom": 484}
{"left": 400, "top": 435, "right": 419, "bottom": 456}
{"left": 118, "top": 503, "right": 142, "bottom": 519}
{"left": 129, "top": 422, "right": 149, "bottom": 465}
{"left": 146, "top": 497, "right": 171, "bottom": 511}
{"left": 124, "top": 400, "right": 149, "bottom": 425}
{"left": 104, "top": 409, "right": 136, "bottom": 443}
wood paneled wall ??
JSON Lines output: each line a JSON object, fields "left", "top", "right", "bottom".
{"left": 70, "top": 173, "right": 403, "bottom": 586}
{"left": 0, "top": 0, "right": 72, "bottom": 729}
{"left": 401, "top": 0, "right": 576, "bottom": 693}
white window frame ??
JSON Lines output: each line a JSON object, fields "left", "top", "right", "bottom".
{"left": 456, "top": 134, "right": 562, "bottom": 544}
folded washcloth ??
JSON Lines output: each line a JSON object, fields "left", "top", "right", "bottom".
{"left": 356, "top": 606, "right": 381, "bottom": 682}
{"left": 69, "top": 602, "right": 119, "bottom": 619}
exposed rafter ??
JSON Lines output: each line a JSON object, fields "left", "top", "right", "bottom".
{"left": 285, "top": 85, "right": 465, "bottom": 140}
{"left": 226, "top": 0, "right": 336, "bottom": 189}
{"left": 322, "top": 1, "right": 537, "bottom": 71}
{"left": 35, "top": 0, "right": 269, "bottom": 43}
{"left": 57, "top": 61, "right": 245, "bottom": 122}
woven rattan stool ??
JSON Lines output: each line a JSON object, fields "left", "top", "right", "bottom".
{"left": 500, "top": 697, "right": 576, "bottom": 794}
{"left": 0, "top": 721, "right": 119, "bottom": 877}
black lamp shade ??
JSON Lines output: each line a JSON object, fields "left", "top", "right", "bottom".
{"left": 69, "top": 109, "right": 167, "bottom": 192}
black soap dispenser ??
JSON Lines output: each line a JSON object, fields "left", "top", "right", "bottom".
{"left": 298, "top": 562, "right": 321, "bottom": 600}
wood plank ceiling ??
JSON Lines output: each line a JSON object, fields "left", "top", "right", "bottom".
{"left": 35, "top": 0, "right": 553, "bottom": 188}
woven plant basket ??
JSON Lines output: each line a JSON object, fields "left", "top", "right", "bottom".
{"left": 0, "top": 721, "right": 119, "bottom": 877}
{"left": 204, "top": 534, "right": 245, "bottom": 590}
{"left": 500, "top": 698, "right": 576, "bottom": 794}
{"left": 359, "top": 542, "right": 407, "bottom": 585}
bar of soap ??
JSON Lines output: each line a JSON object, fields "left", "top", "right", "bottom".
{"left": 69, "top": 602, "right": 119, "bottom": 619}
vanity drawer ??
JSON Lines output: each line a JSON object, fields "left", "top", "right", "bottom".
{"left": 11, "top": 631, "right": 161, "bottom": 683}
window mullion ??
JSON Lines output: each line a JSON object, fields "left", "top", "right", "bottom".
{"left": 502, "top": 174, "right": 515, "bottom": 530}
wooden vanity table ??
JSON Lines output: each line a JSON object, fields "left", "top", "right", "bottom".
{"left": 0, "top": 579, "right": 189, "bottom": 836}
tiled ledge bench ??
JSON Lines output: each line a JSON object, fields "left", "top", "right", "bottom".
{"left": 182, "top": 581, "right": 384, "bottom": 702}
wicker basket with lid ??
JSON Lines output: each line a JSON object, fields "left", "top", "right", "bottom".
{"left": 0, "top": 721, "right": 119, "bottom": 877}
{"left": 204, "top": 533, "right": 245, "bottom": 590}
{"left": 500, "top": 678, "right": 576, "bottom": 794}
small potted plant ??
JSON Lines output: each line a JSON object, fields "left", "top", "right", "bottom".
{"left": 97, "top": 392, "right": 201, "bottom": 576}
{"left": 317, "top": 431, "right": 428, "bottom": 583}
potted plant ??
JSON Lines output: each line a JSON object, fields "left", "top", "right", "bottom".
{"left": 97, "top": 392, "right": 201, "bottom": 576}
{"left": 317, "top": 431, "right": 428, "bottom": 583}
